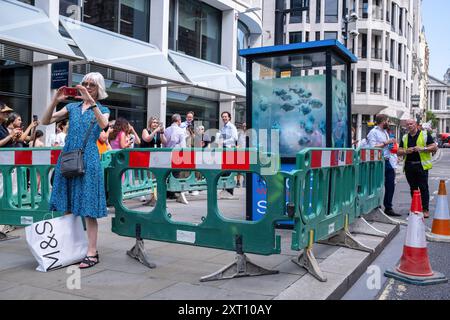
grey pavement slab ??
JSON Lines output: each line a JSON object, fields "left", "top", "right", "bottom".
{"left": 51, "top": 269, "right": 176, "bottom": 300}
{"left": 141, "top": 258, "right": 229, "bottom": 286}
{"left": 0, "top": 192, "right": 400, "bottom": 300}
{"left": 217, "top": 273, "right": 300, "bottom": 297}
{"left": 142, "top": 282, "right": 272, "bottom": 300}
{"left": 274, "top": 271, "right": 348, "bottom": 300}
{"left": 0, "top": 284, "right": 90, "bottom": 300}
{"left": 0, "top": 280, "right": 16, "bottom": 292}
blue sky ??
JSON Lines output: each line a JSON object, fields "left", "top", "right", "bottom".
{"left": 422, "top": 0, "right": 450, "bottom": 79}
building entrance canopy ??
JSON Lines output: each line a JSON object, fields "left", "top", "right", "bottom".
{"left": 169, "top": 51, "right": 246, "bottom": 98}
{"left": 0, "top": 0, "right": 79, "bottom": 60}
{"left": 60, "top": 16, "right": 188, "bottom": 85}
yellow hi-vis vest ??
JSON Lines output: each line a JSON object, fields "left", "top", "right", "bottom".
{"left": 402, "top": 130, "right": 433, "bottom": 171}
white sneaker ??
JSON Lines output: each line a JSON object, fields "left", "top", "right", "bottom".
{"left": 176, "top": 192, "right": 189, "bottom": 205}
{"left": 191, "top": 191, "right": 199, "bottom": 196}
{"left": 1, "top": 225, "right": 15, "bottom": 234}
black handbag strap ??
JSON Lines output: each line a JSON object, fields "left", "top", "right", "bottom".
{"left": 81, "top": 118, "right": 97, "bottom": 151}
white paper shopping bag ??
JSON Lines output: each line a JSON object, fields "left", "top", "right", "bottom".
{"left": 25, "top": 214, "right": 88, "bottom": 272}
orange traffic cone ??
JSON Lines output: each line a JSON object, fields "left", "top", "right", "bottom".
{"left": 427, "top": 180, "right": 450, "bottom": 242}
{"left": 385, "top": 190, "right": 448, "bottom": 285}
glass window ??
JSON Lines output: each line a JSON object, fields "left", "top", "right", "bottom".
{"left": 331, "top": 55, "right": 349, "bottom": 148}
{"left": 324, "top": 31, "right": 338, "bottom": 40}
{"left": 0, "top": 95, "right": 32, "bottom": 127}
{"left": 61, "top": 0, "right": 150, "bottom": 42}
{"left": 120, "top": 0, "right": 150, "bottom": 42}
{"left": 325, "top": 0, "right": 338, "bottom": 23}
{"left": 83, "top": 0, "right": 119, "bottom": 34}
{"left": 60, "top": 0, "right": 82, "bottom": 20}
{"left": 359, "top": 0, "right": 368, "bottom": 19}
{"left": 167, "top": 93, "right": 219, "bottom": 130}
{"left": 290, "top": 0, "right": 303, "bottom": 23}
{"left": 237, "top": 21, "right": 250, "bottom": 72}
{"left": 169, "top": 0, "right": 176, "bottom": 50}
{"left": 176, "top": 0, "right": 222, "bottom": 64}
{"left": 0, "top": 58, "right": 32, "bottom": 126}
{"left": 316, "top": 0, "right": 321, "bottom": 23}
{"left": 251, "top": 51, "right": 328, "bottom": 157}
{"left": 289, "top": 32, "right": 303, "bottom": 43}
{"left": 0, "top": 61, "right": 32, "bottom": 95}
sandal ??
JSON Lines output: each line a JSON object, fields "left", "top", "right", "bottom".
{"left": 79, "top": 252, "right": 99, "bottom": 269}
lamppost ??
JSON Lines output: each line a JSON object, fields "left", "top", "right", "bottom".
{"left": 341, "top": 9, "right": 359, "bottom": 48}
{"left": 274, "top": 0, "right": 310, "bottom": 45}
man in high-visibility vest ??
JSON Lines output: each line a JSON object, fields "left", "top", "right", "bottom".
{"left": 398, "top": 119, "right": 437, "bottom": 218}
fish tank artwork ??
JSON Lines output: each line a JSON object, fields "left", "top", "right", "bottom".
{"left": 252, "top": 75, "right": 326, "bottom": 158}
{"left": 332, "top": 77, "right": 348, "bottom": 148}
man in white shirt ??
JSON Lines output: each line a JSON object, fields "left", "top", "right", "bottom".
{"left": 367, "top": 114, "right": 399, "bottom": 217}
{"left": 163, "top": 114, "right": 188, "bottom": 204}
{"left": 164, "top": 114, "right": 187, "bottom": 148}
{"left": 219, "top": 111, "right": 238, "bottom": 199}
{"left": 219, "top": 111, "right": 238, "bottom": 148}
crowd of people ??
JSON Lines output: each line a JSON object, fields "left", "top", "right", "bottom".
{"left": 4, "top": 72, "right": 439, "bottom": 271}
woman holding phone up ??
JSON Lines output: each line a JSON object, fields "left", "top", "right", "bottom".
{"left": 41, "top": 72, "right": 110, "bottom": 269}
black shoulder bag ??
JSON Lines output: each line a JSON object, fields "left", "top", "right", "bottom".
{"left": 60, "top": 119, "right": 96, "bottom": 178}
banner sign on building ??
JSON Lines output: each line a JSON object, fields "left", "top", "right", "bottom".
{"left": 51, "top": 61, "right": 69, "bottom": 89}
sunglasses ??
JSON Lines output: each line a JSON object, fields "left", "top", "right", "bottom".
{"left": 81, "top": 82, "right": 97, "bottom": 88}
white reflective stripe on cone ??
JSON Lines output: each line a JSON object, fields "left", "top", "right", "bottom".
{"left": 434, "top": 196, "right": 450, "bottom": 220}
{"left": 405, "top": 213, "right": 427, "bottom": 248}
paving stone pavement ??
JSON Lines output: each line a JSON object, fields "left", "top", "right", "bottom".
{"left": 0, "top": 188, "right": 398, "bottom": 300}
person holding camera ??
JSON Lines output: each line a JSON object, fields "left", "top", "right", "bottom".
{"left": 41, "top": 72, "right": 110, "bottom": 269}
{"left": 141, "top": 116, "right": 167, "bottom": 148}
{"left": 109, "top": 117, "right": 132, "bottom": 150}
{"left": 127, "top": 123, "right": 141, "bottom": 148}
{"left": 4, "top": 112, "right": 39, "bottom": 148}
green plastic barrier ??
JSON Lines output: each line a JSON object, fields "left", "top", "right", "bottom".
{"left": 167, "top": 172, "right": 237, "bottom": 193}
{"left": 0, "top": 148, "right": 63, "bottom": 226}
{"left": 288, "top": 148, "right": 358, "bottom": 251}
{"left": 108, "top": 148, "right": 289, "bottom": 255}
{"left": 121, "top": 169, "right": 155, "bottom": 200}
{"left": 356, "top": 148, "right": 384, "bottom": 216}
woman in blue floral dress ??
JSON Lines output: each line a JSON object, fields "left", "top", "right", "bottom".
{"left": 41, "top": 72, "right": 110, "bottom": 269}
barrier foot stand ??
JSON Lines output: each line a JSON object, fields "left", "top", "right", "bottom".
{"left": 0, "top": 231, "right": 19, "bottom": 242}
{"left": 200, "top": 253, "right": 279, "bottom": 282}
{"left": 366, "top": 208, "right": 405, "bottom": 226}
{"left": 126, "top": 224, "right": 156, "bottom": 268}
{"left": 349, "top": 217, "right": 387, "bottom": 237}
{"left": 318, "top": 229, "right": 375, "bottom": 253}
{"left": 200, "top": 235, "right": 278, "bottom": 282}
{"left": 292, "top": 248, "right": 327, "bottom": 282}
{"left": 126, "top": 239, "right": 156, "bottom": 269}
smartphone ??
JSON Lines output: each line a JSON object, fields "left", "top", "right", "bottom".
{"left": 63, "top": 87, "right": 78, "bottom": 97}
{"left": 33, "top": 115, "right": 38, "bottom": 122}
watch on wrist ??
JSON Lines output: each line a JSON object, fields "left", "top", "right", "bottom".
{"left": 88, "top": 104, "right": 98, "bottom": 110}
